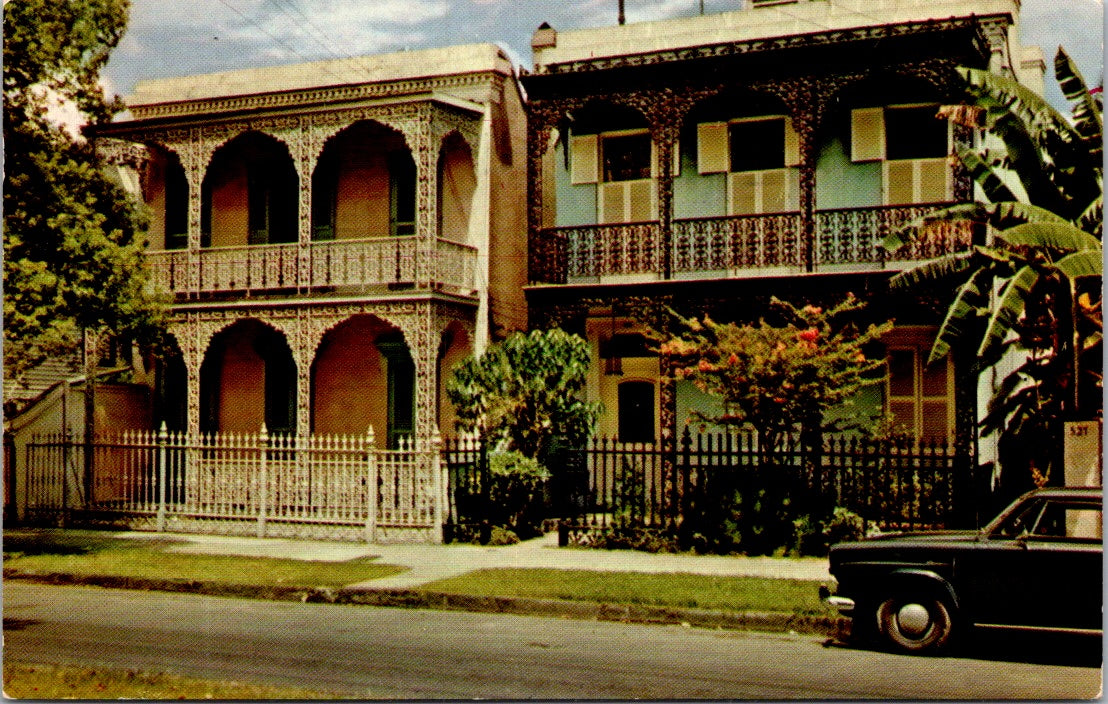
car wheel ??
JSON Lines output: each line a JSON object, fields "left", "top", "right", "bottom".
{"left": 876, "top": 592, "right": 954, "bottom": 654}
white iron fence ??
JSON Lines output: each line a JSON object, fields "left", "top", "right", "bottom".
{"left": 21, "top": 426, "right": 446, "bottom": 543}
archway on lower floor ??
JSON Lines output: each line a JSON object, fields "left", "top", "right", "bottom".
{"left": 310, "top": 314, "right": 414, "bottom": 448}
{"left": 153, "top": 334, "right": 187, "bottom": 432}
{"left": 199, "top": 319, "right": 297, "bottom": 435}
{"left": 437, "top": 321, "right": 474, "bottom": 437}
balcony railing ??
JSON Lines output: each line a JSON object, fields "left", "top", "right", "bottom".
{"left": 673, "top": 213, "right": 803, "bottom": 274}
{"left": 531, "top": 204, "right": 975, "bottom": 284}
{"left": 813, "top": 204, "right": 975, "bottom": 267}
{"left": 146, "top": 237, "right": 479, "bottom": 297}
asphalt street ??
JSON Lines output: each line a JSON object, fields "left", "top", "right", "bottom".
{"left": 4, "top": 583, "right": 1101, "bottom": 699}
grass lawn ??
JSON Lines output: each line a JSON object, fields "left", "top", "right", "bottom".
{"left": 3, "top": 529, "right": 407, "bottom": 588}
{"left": 417, "top": 568, "right": 826, "bottom": 615}
{"left": 3, "top": 662, "right": 346, "bottom": 699}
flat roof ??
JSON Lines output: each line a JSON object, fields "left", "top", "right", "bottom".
{"left": 533, "top": 0, "right": 1020, "bottom": 69}
{"left": 127, "top": 42, "right": 512, "bottom": 107}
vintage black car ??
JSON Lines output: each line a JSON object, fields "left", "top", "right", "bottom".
{"left": 825, "top": 487, "right": 1103, "bottom": 654}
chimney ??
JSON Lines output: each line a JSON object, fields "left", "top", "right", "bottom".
{"left": 532, "top": 22, "right": 557, "bottom": 51}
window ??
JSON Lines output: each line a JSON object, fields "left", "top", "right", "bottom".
{"left": 698, "top": 117, "right": 800, "bottom": 215}
{"left": 885, "top": 106, "right": 948, "bottom": 161}
{"left": 602, "top": 133, "right": 652, "bottom": 182}
{"left": 311, "top": 151, "right": 339, "bottom": 241}
{"left": 618, "top": 380, "right": 655, "bottom": 444}
{"left": 851, "top": 104, "right": 952, "bottom": 205}
{"left": 730, "top": 119, "right": 786, "bottom": 172}
{"left": 164, "top": 161, "right": 188, "bottom": 250}
{"left": 389, "top": 151, "right": 417, "bottom": 237}
{"left": 887, "top": 347, "right": 952, "bottom": 442}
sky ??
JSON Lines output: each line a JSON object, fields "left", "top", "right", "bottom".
{"left": 102, "top": 0, "right": 1103, "bottom": 112}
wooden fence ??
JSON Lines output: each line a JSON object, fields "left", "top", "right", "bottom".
{"left": 19, "top": 426, "right": 446, "bottom": 543}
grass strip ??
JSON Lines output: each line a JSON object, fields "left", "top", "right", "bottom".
{"left": 3, "top": 662, "right": 346, "bottom": 699}
{"left": 3, "top": 529, "right": 406, "bottom": 588}
{"left": 416, "top": 568, "right": 826, "bottom": 615}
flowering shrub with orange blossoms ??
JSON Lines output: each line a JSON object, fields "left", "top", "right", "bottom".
{"left": 658, "top": 294, "right": 892, "bottom": 448}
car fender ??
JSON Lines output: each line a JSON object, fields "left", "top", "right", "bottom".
{"left": 880, "top": 568, "right": 961, "bottom": 612}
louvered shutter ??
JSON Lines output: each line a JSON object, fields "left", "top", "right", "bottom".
{"left": 570, "top": 134, "right": 599, "bottom": 184}
{"left": 884, "top": 160, "right": 915, "bottom": 205}
{"left": 626, "top": 180, "right": 655, "bottom": 222}
{"left": 917, "top": 157, "right": 952, "bottom": 203}
{"left": 697, "top": 122, "right": 730, "bottom": 174}
{"left": 599, "top": 181, "right": 626, "bottom": 223}
{"left": 784, "top": 117, "right": 801, "bottom": 167}
{"left": 728, "top": 172, "right": 758, "bottom": 215}
{"left": 760, "top": 170, "right": 787, "bottom": 214}
{"left": 851, "top": 107, "right": 884, "bottom": 162}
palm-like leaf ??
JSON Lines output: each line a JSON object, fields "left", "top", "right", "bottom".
{"left": 978, "top": 265, "right": 1040, "bottom": 365}
{"left": 957, "top": 145, "right": 1017, "bottom": 203}
{"left": 1056, "top": 47, "right": 1104, "bottom": 161}
{"left": 1055, "top": 250, "right": 1104, "bottom": 279}
{"left": 996, "top": 222, "right": 1102, "bottom": 255}
{"left": 928, "top": 267, "right": 992, "bottom": 365}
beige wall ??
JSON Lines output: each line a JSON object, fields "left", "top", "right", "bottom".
{"left": 439, "top": 136, "right": 476, "bottom": 243}
{"left": 437, "top": 324, "right": 473, "bottom": 436}
{"left": 215, "top": 323, "right": 267, "bottom": 432}
{"left": 312, "top": 316, "right": 391, "bottom": 436}
{"left": 486, "top": 77, "right": 530, "bottom": 338}
{"left": 208, "top": 159, "right": 250, "bottom": 248}
{"left": 145, "top": 151, "right": 168, "bottom": 249}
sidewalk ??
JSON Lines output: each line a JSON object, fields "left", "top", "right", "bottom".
{"left": 18, "top": 529, "right": 844, "bottom": 637}
{"left": 120, "top": 529, "right": 832, "bottom": 590}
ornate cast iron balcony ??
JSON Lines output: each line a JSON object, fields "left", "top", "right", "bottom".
{"left": 146, "top": 236, "right": 479, "bottom": 297}
{"left": 531, "top": 204, "right": 974, "bottom": 284}
{"left": 813, "top": 204, "right": 975, "bottom": 267}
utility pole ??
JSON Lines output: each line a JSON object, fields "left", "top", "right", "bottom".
{"left": 618, "top": 0, "right": 625, "bottom": 25}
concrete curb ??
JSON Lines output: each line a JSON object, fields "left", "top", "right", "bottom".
{"left": 3, "top": 570, "right": 848, "bottom": 638}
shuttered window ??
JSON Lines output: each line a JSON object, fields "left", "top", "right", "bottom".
{"left": 887, "top": 347, "right": 953, "bottom": 442}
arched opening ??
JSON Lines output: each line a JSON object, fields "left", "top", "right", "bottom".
{"left": 311, "top": 314, "right": 414, "bottom": 447}
{"left": 679, "top": 89, "right": 798, "bottom": 218}
{"left": 311, "top": 121, "right": 416, "bottom": 241}
{"left": 199, "top": 320, "right": 297, "bottom": 435}
{"left": 437, "top": 322, "right": 473, "bottom": 436}
{"left": 558, "top": 101, "right": 653, "bottom": 226}
{"left": 201, "top": 131, "right": 299, "bottom": 248}
{"left": 817, "top": 75, "right": 951, "bottom": 210}
{"left": 437, "top": 132, "right": 476, "bottom": 243}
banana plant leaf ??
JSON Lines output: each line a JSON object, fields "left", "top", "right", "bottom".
{"left": 928, "top": 266, "right": 993, "bottom": 365}
{"left": 1055, "top": 47, "right": 1104, "bottom": 159}
{"left": 996, "top": 222, "right": 1102, "bottom": 254}
{"left": 978, "top": 265, "right": 1040, "bottom": 364}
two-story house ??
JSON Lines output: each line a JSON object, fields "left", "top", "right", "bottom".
{"left": 521, "top": 0, "right": 1044, "bottom": 456}
{"left": 94, "top": 43, "right": 528, "bottom": 448}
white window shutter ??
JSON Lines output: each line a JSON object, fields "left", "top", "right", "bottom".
{"left": 917, "top": 157, "right": 952, "bottom": 203}
{"left": 728, "top": 172, "right": 758, "bottom": 215}
{"left": 884, "top": 160, "right": 915, "bottom": 205}
{"left": 570, "top": 134, "right": 599, "bottom": 184}
{"left": 697, "top": 122, "right": 729, "bottom": 174}
{"left": 599, "top": 181, "right": 625, "bottom": 223}
{"left": 627, "top": 180, "right": 655, "bottom": 221}
{"left": 783, "top": 117, "right": 801, "bottom": 167}
{"left": 851, "top": 107, "right": 884, "bottom": 162}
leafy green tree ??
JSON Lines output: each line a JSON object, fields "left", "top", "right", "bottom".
{"left": 883, "top": 48, "right": 1102, "bottom": 493}
{"left": 446, "top": 329, "right": 600, "bottom": 460}
{"left": 658, "top": 295, "right": 891, "bottom": 449}
{"left": 4, "top": 0, "right": 165, "bottom": 382}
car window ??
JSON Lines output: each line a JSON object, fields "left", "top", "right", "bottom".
{"left": 1030, "top": 500, "right": 1102, "bottom": 541}
{"left": 990, "top": 499, "right": 1045, "bottom": 538}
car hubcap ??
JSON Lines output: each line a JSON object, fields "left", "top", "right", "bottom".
{"left": 896, "top": 603, "right": 932, "bottom": 638}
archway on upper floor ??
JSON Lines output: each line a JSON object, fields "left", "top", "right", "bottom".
{"left": 816, "top": 73, "right": 951, "bottom": 210}
{"left": 145, "top": 145, "right": 189, "bottom": 250}
{"left": 310, "top": 314, "right": 414, "bottom": 448}
{"left": 311, "top": 120, "right": 416, "bottom": 241}
{"left": 199, "top": 319, "right": 297, "bottom": 435}
{"left": 678, "top": 88, "right": 798, "bottom": 218}
{"left": 437, "top": 321, "right": 474, "bottom": 437}
{"left": 201, "top": 131, "right": 299, "bottom": 248}
{"left": 556, "top": 101, "right": 654, "bottom": 227}
{"left": 437, "top": 132, "right": 477, "bottom": 244}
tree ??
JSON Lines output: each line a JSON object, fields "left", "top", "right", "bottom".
{"left": 4, "top": 0, "right": 165, "bottom": 383}
{"left": 445, "top": 329, "right": 601, "bottom": 460}
{"left": 883, "top": 48, "right": 1102, "bottom": 494}
{"left": 657, "top": 295, "right": 891, "bottom": 450}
